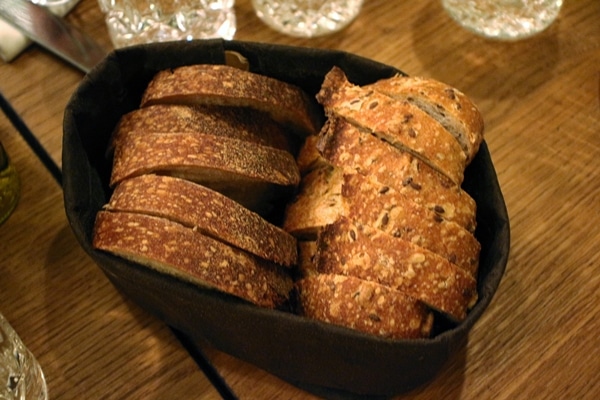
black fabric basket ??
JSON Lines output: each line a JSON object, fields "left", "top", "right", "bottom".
{"left": 62, "top": 39, "right": 509, "bottom": 398}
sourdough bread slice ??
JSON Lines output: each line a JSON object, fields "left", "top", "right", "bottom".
{"left": 315, "top": 217, "right": 478, "bottom": 321}
{"left": 318, "top": 117, "right": 477, "bottom": 232}
{"left": 140, "top": 64, "right": 321, "bottom": 137}
{"left": 93, "top": 211, "right": 293, "bottom": 309}
{"left": 106, "top": 175, "right": 298, "bottom": 267}
{"left": 110, "top": 131, "right": 300, "bottom": 214}
{"left": 110, "top": 104, "right": 293, "bottom": 153}
{"left": 367, "top": 75, "right": 484, "bottom": 163}
{"left": 342, "top": 173, "right": 480, "bottom": 277}
{"left": 317, "top": 66, "right": 467, "bottom": 184}
{"left": 297, "top": 273, "right": 434, "bottom": 339}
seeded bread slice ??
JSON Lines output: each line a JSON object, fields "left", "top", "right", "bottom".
{"left": 105, "top": 175, "right": 298, "bottom": 267}
{"left": 110, "top": 131, "right": 300, "bottom": 214}
{"left": 93, "top": 211, "right": 293, "bottom": 309}
{"left": 315, "top": 217, "right": 478, "bottom": 321}
{"left": 342, "top": 173, "right": 480, "bottom": 277}
{"left": 140, "top": 64, "right": 321, "bottom": 137}
{"left": 110, "top": 104, "right": 293, "bottom": 153}
{"left": 367, "top": 75, "right": 484, "bottom": 163}
{"left": 318, "top": 117, "right": 477, "bottom": 232}
{"left": 297, "top": 273, "right": 434, "bottom": 339}
{"left": 317, "top": 66, "right": 467, "bottom": 184}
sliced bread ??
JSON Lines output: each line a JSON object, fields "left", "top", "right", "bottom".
{"left": 140, "top": 64, "right": 322, "bottom": 137}
{"left": 342, "top": 173, "right": 480, "bottom": 277}
{"left": 93, "top": 211, "right": 293, "bottom": 309}
{"left": 295, "top": 134, "right": 328, "bottom": 175}
{"left": 283, "top": 164, "right": 344, "bottom": 240}
{"left": 314, "top": 217, "right": 478, "bottom": 321}
{"left": 318, "top": 117, "right": 477, "bottom": 232}
{"left": 109, "top": 131, "right": 300, "bottom": 214}
{"left": 110, "top": 104, "right": 293, "bottom": 153}
{"left": 105, "top": 174, "right": 298, "bottom": 267}
{"left": 316, "top": 66, "right": 467, "bottom": 184}
{"left": 367, "top": 75, "right": 484, "bottom": 163}
{"left": 297, "top": 273, "right": 434, "bottom": 339}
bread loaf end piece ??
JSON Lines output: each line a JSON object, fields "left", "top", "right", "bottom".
{"left": 106, "top": 175, "right": 298, "bottom": 267}
{"left": 93, "top": 211, "right": 293, "bottom": 309}
{"left": 297, "top": 273, "right": 434, "bottom": 339}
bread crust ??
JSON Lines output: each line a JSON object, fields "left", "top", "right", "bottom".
{"left": 140, "top": 64, "right": 321, "bottom": 137}
{"left": 295, "top": 134, "right": 327, "bottom": 175}
{"left": 297, "top": 273, "right": 434, "bottom": 339}
{"left": 342, "top": 173, "right": 480, "bottom": 277}
{"left": 110, "top": 131, "right": 300, "bottom": 213}
{"left": 106, "top": 175, "right": 298, "bottom": 267}
{"left": 318, "top": 117, "right": 477, "bottom": 232}
{"left": 93, "top": 211, "right": 293, "bottom": 309}
{"left": 315, "top": 217, "right": 478, "bottom": 321}
{"left": 317, "top": 66, "right": 467, "bottom": 184}
{"left": 111, "top": 104, "right": 293, "bottom": 153}
{"left": 283, "top": 164, "right": 344, "bottom": 240}
{"left": 367, "top": 75, "right": 484, "bottom": 163}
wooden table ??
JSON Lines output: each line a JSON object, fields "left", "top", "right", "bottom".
{"left": 1, "top": 0, "right": 598, "bottom": 398}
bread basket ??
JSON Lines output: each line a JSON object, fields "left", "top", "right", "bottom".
{"left": 62, "top": 39, "right": 509, "bottom": 397}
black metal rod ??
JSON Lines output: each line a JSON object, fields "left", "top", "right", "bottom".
{"left": 170, "top": 328, "right": 238, "bottom": 400}
{"left": 0, "top": 90, "right": 62, "bottom": 186}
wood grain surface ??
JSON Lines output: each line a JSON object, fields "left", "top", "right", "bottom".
{"left": 0, "top": 0, "right": 598, "bottom": 399}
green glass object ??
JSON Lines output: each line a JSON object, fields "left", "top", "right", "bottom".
{"left": 0, "top": 141, "right": 19, "bottom": 226}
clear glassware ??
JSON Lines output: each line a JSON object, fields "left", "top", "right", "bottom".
{"left": 0, "top": 313, "right": 48, "bottom": 400}
{"left": 252, "top": 0, "right": 364, "bottom": 38}
{"left": 97, "top": 0, "right": 237, "bottom": 49}
{"left": 441, "top": 0, "right": 563, "bottom": 41}
{"left": 30, "top": 0, "right": 81, "bottom": 15}
{"left": 0, "top": 141, "right": 19, "bottom": 226}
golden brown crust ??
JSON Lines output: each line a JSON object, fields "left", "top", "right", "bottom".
{"left": 342, "top": 173, "right": 480, "bottom": 277}
{"left": 105, "top": 175, "right": 298, "bottom": 267}
{"left": 297, "top": 240, "right": 318, "bottom": 277}
{"left": 110, "top": 104, "right": 293, "bottom": 153}
{"left": 318, "top": 117, "right": 477, "bottom": 232}
{"left": 140, "top": 64, "right": 321, "bottom": 137}
{"left": 283, "top": 164, "right": 344, "bottom": 240}
{"left": 367, "top": 75, "right": 484, "bottom": 163}
{"left": 109, "top": 131, "right": 300, "bottom": 213}
{"left": 297, "top": 273, "right": 434, "bottom": 339}
{"left": 315, "top": 217, "right": 478, "bottom": 321}
{"left": 295, "top": 134, "right": 327, "bottom": 175}
{"left": 316, "top": 66, "right": 467, "bottom": 184}
{"left": 93, "top": 211, "right": 293, "bottom": 309}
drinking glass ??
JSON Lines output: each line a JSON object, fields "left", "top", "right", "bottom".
{"left": 0, "top": 313, "right": 48, "bottom": 400}
{"left": 252, "top": 0, "right": 364, "bottom": 38}
{"left": 31, "top": 0, "right": 81, "bottom": 15}
{"left": 441, "top": 0, "right": 563, "bottom": 41}
{"left": 98, "top": 0, "right": 237, "bottom": 49}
